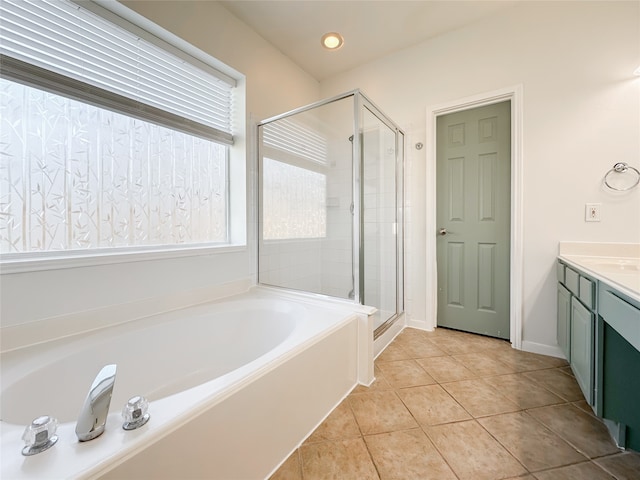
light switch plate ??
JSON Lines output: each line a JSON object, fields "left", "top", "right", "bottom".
{"left": 585, "top": 203, "right": 601, "bottom": 222}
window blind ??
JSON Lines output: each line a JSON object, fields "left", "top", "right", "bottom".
{"left": 0, "top": 0, "right": 234, "bottom": 144}
{"left": 262, "top": 118, "right": 328, "bottom": 165}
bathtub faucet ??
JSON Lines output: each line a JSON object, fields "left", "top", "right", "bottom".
{"left": 75, "top": 364, "right": 117, "bottom": 442}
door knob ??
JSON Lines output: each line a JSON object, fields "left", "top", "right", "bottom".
{"left": 438, "top": 228, "right": 448, "bottom": 236}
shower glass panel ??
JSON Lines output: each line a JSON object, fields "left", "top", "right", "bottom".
{"left": 258, "top": 90, "right": 404, "bottom": 336}
{"left": 361, "top": 106, "right": 400, "bottom": 330}
{"left": 258, "top": 96, "right": 354, "bottom": 299}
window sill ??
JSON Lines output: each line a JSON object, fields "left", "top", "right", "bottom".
{"left": 0, "top": 244, "right": 247, "bottom": 275}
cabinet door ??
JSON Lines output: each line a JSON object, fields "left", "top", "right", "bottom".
{"left": 570, "top": 297, "right": 594, "bottom": 404}
{"left": 557, "top": 283, "right": 571, "bottom": 361}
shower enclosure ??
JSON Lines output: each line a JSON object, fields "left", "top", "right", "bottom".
{"left": 257, "top": 90, "right": 404, "bottom": 335}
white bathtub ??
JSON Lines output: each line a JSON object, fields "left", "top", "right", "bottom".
{"left": 1, "top": 287, "right": 370, "bottom": 479}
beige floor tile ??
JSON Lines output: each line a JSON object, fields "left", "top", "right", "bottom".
{"left": 443, "top": 379, "right": 521, "bottom": 417}
{"left": 348, "top": 390, "right": 417, "bottom": 434}
{"left": 491, "top": 348, "right": 566, "bottom": 372}
{"left": 595, "top": 451, "right": 640, "bottom": 480}
{"left": 478, "top": 412, "right": 587, "bottom": 471}
{"left": 305, "top": 402, "right": 361, "bottom": 444}
{"left": 364, "top": 429, "right": 457, "bottom": 480}
{"left": 425, "top": 420, "right": 527, "bottom": 480}
{"left": 460, "top": 333, "right": 511, "bottom": 351}
{"left": 393, "top": 328, "right": 432, "bottom": 343}
{"left": 269, "top": 451, "right": 302, "bottom": 480}
{"left": 544, "top": 356, "right": 571, "bottom": 368}
{"left": 376, "top": 343, "right": 411, "bottom": 362}
{"left": 376, "top": 359, "right": 436, "bottom": 388}
{"left": 523, "top": 368, "right": 585, "bottom": 402}
{"left": 533, "top": 461, "right": 615, "bottom": 480}
{"left": 397, "top": 384, "right": 471, "bottom": 426}
{"left": 559, "top": 365, "right": 575, "bottom": 376}
{"left": 300, "top": 438, "right": 379, "bottom": 480}
{"left": 483, "top": 373, "right": 565, "bottom": 409}
{"left": 416, "top": 355, "right": 477, "bottom": 383}
{"left": 398, "top": 339, "right": 447, "bottom": 358}
{"left": 431, "top": 337, "right": 482, "bottom": 355}
{"left": 527, "top": 404, "right": 620, "bottom": 458}
{"left": 571, "top": 399, "right": 597, "bottom": 416}
{"left": 288, "top": 329, "right": 631, "bottom": 480}
{"left": 453, "top": 351, "right": 519, "bottom": 376}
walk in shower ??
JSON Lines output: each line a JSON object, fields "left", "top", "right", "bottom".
{"left": 257, "top": 90, "right": 404, "bottom": 335}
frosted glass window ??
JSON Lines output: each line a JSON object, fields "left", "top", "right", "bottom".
{"left": 262, "top": 158, "right": 326, "bottom": 240}
{"left": 0, "top": 80, "right": 228, "bottom": 253}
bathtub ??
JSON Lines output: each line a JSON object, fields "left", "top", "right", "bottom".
{"left": 1, "top": 287, "right": 370, "bottom": 479}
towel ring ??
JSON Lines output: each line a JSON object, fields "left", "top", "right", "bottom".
{"left": 604, "top": 162, "right": 640, "bottom": 191}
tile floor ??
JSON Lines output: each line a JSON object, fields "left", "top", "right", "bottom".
{"left": 270, "top": 327, "right": 640, "bottom": 480}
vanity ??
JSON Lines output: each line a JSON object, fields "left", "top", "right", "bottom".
{"left": 557, "top": 242, "right": 640, "bottom": 451}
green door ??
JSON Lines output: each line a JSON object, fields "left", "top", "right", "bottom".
{"left": 436, "top": 101, "right": 511, "bottom": 339}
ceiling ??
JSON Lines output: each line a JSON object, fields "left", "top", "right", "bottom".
{"left": 219, "top": 1, "right": 520, "bottom": 81}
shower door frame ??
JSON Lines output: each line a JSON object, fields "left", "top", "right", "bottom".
{"left": 355, "top": 93, "right": 405, "bottom": 338}
{"left": 256, "top": 90, "right": 405, "bottom": 337}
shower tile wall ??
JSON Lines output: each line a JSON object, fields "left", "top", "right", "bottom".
{"left": 322, "top": 135, "right": 353, "bottom": 299}
{"left": 259, "top": 240, "right": 324, "bottom": 293}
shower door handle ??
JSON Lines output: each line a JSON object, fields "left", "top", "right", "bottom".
{"left": 438, "top": 228, "right": 448, "bottom": 236}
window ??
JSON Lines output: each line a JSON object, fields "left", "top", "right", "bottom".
{"left": 261, "top": 118, "right": 328, "bottom": 240}
{"left": 262, "top": 158, "right": 326, "bottom": 240}
{"left": 0, "top": 0, "right": 237, "bottom": 258}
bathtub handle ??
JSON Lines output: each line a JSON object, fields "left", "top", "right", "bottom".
{"left": 75, "top": 364, "right": 117, "bottom": 442}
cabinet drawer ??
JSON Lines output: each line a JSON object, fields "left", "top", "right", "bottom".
{"left": 565, "top": 267, "right": 580, "bottom": 296}
{"left": 556, "top": 262, "right": 565, "bottom": 283}
{"left": 599, "top": 288, "right": 640, "bottom": 352}
{"left": 579, "top": 276, "right": 595, "bottom": 310}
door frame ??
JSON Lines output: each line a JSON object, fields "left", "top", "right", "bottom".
{"left": 425, "top": 85, "right": 523, "bottom": 349}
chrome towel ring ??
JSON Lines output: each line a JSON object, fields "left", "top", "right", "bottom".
{"left": 604, "top": 162, "right": 640, "bottom": 191}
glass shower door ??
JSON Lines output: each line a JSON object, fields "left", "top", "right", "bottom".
{"left": 258, "top": 95, "right": 355, "bottom": 299}
{"left": 361, "top": 105, "right": 402, "bottom": 331}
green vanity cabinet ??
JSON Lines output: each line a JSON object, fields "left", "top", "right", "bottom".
{"left": 557, "top": 283, "right": 571, "bottom": 361}
{"left": 556, "top": 261, "right": 597, "bottom": 406}
{"left": 557, "top": 257, "right": 640, "bottom": 451}
{"left": 570, "top": 296, "right": 595, "bottom": 405}
{"left": 598, "top": 284, "right": 640, "bottom": 451}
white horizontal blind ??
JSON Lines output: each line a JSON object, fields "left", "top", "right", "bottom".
{"left": 262, "top": 118, "right": 328, "bottom": 165}
{"left": 0, "top": 0, "right": 234, "bottom": 142}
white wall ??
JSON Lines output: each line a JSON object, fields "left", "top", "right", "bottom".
{"left": 320, "top": 1, "right": 640, "bottom": 351}
{"left": 0, "top": 1, "right": 320, "bottom": 328}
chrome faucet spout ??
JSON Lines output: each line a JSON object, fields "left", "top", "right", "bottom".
{"left": 75, "top": 364, "right": 117, "bottom": 442}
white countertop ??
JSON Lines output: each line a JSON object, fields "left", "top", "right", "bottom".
{"left": 558, "top": 242, "right": 640, "bottom": 303}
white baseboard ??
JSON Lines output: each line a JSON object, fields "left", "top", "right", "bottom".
{"left": 406, "top": 317, "right": 435, "bottom": 331}
{"left": 521, "top": 340, "right": 566, "bottom": 359}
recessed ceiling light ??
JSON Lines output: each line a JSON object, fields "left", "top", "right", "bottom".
{"left": 321, "top": 32, "right": 344, "bottom": 50}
